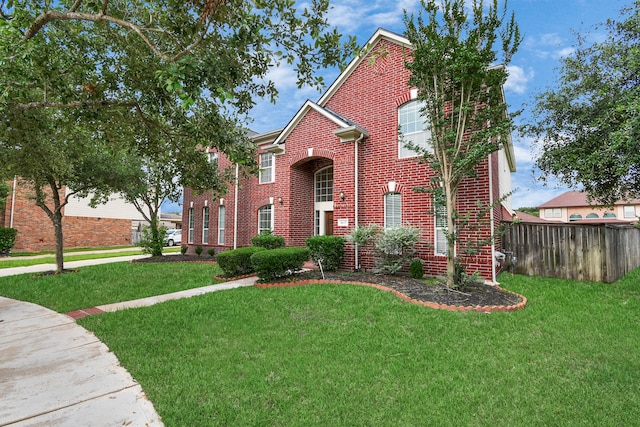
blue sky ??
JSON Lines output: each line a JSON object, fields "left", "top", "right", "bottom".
{"left": 163, "top": 0, "right": 628, "bottom": 213}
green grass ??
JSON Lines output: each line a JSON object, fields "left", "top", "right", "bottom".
{"left": 0, "top": 247, "right": 181, "bottom": 268}
{"left": 76, "top": 268, "right": 640, "bottom": 426}
{"left": 0, "top": 262, "right": 222, "bottom": 312}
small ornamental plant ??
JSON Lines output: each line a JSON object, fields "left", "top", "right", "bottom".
{"left": 195, "top": 245, "right": 203, "bottom": 256}
{"left": 409, "top": 258, "right": 424, "bottom": 279}
{"left": 207, "top": 248, "right": 216, "bottom": 257}
{"left": 180, "top": 245, "right": 188, "bottom": 255}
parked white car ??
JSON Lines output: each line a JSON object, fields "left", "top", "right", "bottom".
{"left": 164, "top": 229, "right": 182, "bottom": 246}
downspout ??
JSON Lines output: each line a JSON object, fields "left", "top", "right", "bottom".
{"left": 488, "top": 152, "right": 497, "bottom": 284}
{"left": 233, "top": 163, "right": 239, "bottom": 249}
{"left": 354, "top": 132, "right": 364, "bottom": 271}
{"left": 9, "top": 176, "right": 17, "bottom": 228}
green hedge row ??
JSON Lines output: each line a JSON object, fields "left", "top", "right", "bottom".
{"left": 216, "top": 246, "right": 265, "bottom": 277}
{"left": 305, "top": 235, "right": 345, "bottom": 271}
{"left": 251, "top": 247, "right": 310, "bottom": 281}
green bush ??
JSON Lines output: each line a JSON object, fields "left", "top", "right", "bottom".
{"left": 195, "top": 245, "right": 203, "bottom": 256}
{"left": 305, "top": 235, "right": 345, "bottom": 271}
{"left": 251, "top": 230, "right": 286, "bottom": 249}
{"left": 180, "top": 245, "right": 188, "bottom": 255}
{"left": 139, "top": 225, "right": 167, "bottom": 257}
{"left": 0, "top": 227, "right": 17, "bottom": 255}
{"left": 250, "top": 247, "right": 310, "bottom": 281}
{"left": 409, "top": 258, "right": 424, "bottom": 279}
{"left": 374, "top": 226, "right": 420, "bottom": 275}
{"left": 207, "top": 248, "right": 216, "bottom": 257}
{"left": 217, "top": 246, "right": 266, "bottom": 277}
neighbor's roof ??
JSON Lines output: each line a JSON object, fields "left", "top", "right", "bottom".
{"left": 539, "top": 191, "right": 640, "bottom": 208}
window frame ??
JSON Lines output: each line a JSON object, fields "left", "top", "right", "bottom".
{"left": 398, "top": 99, "right": 432, "bottom": 159}
{"left": 187, "top": 207, "right": 195, "bottom": 244}
{"left": 623, "top": 206, "right": 637, "bottom": 218}
{"left": 258, "top": 204, "right": 274, "bottom": 234}
{"left": 202, "top": 206, "right": 209, "bottom": 244}
{"left": 434, "top": 201, "right": 448, "bottom": 257}
{"left": 384, "top": 192, "right": 402, "bottom": 229}
{"left": 259, "top": 152, "right": 275, "bottom": 184}
{"left": 314, "top": 166, "right": 334, "bottom": 203}
{"left": 208, "top": 152, "right": 218, "bottom": 166}
{"left": 544, "top": 208, "right": 562, "bottom": 218}
{"left": 218, "top": 205, "right": 226, "bottom": 245}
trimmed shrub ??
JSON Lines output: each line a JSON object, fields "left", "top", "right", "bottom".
{"left": 195, "top": 245, "right": 203, "bottom": 256}
{"left": 0, "top": 227, "right": 17, "bottom": 255}
{"left": 409, "top": 258, "right": 424, "bottom": 279}
{"left": 305, "top": 235, "right": 345, "bottom": 271}
{"left": 217, "top": 246, "right": 266, "bottom": 277}
{"left": 207, "top": 248, "right": 216, "bottom": 257}
{"left": 374, "top": 226, "right": 420, "bottom": 274}
{"left": 251, "top": 247, "right": 310, "bottom": 281}
{"left": 180, "top": 245, "right": 188, "bottom": 255}
{"left": 251, "top": 230, "right": 286, "bottom": 249}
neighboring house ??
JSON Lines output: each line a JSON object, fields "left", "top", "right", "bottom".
{"left": 538, "top": 191, "right": 640, "bottom": 224}
{"left": 1, "top": 179, "right": 149, "bottom": 252}
{"left": 182, "top": 29, "right": 517, "bottom": 282}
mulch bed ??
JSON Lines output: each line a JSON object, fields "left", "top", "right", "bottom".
{"left": 260, "top": 270, "right": 525, "bottom": 311}
{"left": 132, "top": 255, "right": 526, "bottom": 311}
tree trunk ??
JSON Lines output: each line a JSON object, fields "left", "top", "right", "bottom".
{"left": 444, "top": 180, "right": 457, "bottom": 289}
{"left": 53, "top": 214, "right": 64, "bottom": 272}
{"left": 149, "top": 215, "right": 163, "bottom": 257}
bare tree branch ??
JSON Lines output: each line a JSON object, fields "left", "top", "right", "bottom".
{"left": 24, "top": 9, "right": 208, "bottom": 62}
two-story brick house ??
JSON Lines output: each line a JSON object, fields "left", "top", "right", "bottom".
{"left": 182, "top": 29, "right": 516, "bottom": 282}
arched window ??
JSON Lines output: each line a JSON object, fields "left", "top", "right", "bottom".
{"left": 398, "top": 100, "right": 431, "bottom": 158}
{"left": 384, "top": 192, "right": 401, "bottom": 229}
{"left": 603, "top": 212, "right": 616, "bottom": 218}
{"left": 586, "top": 213, "right": 599, "bottom": 219}
{"left": 569, "top": 214, "right": 582, "bottom": 221}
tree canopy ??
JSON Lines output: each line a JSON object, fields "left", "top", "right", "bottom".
{"left": 1, "top": 0, "right": 356, "bottom": 267}
{"left": 525, "top": 2, "right": 640, "bottom": 205}
{"left": 404, "top": 0, "right": 521, "bottom": 287}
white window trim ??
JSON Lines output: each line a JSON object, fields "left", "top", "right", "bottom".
{"left": 218, "top": 205, "right": 226, "bottom": 245}
{"left": 208, "top": 152, "right": 218, "bottom": 165}
{"left": 398, "top": 100, "right": 432, "bottom": 159}
{"left": 202, "top": 206, "right": 209, "bottom": 244}
{"left": 259, "top": 153, "right": 275, "bottom": 184}
{"left": 188, "top": 208, "right": 195, "bottom": 244}
{"left": 258, "top": 204, "right": 274, "bottom": 234}
{"left": 623, "top": 205, "right": 637, "bottom": 218}
{"left": 314, "top": 166, "right": 334, "bottom": 203}
{"left": 384, "top": 192, "right": 402, "bottom": 229}
{"left": 434, "top": 202, "right": 448, "bottom": 257}
{"left": 544, "top": 208, "right": 562, "bottom": 218}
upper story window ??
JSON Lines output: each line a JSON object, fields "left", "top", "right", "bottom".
{"left": 208, "top": 152, "right": 218, "bottom": 166}
{"left": 315, "top": 166, "right": 333, "bottom": 202}
{"left": 544, "top": 208, "right": 562, "bottom": 218}
{"left": 259, "top": 153, "right": 274, "bottom": 183}
{"left": 624, "top": 205, "right": 637, "bottom": 218}
{"left": 258, "top": 205, "right": 273, "bottom": 234}
{"left": 384, "top": 192, "right": 402, "bottom": 229}
{"left": 398, "top": 100, "right": 431, "bottom": 159}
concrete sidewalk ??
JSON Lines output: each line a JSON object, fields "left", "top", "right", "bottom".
{"left": 0, "top": 255, "right": 256, "bottom": 426}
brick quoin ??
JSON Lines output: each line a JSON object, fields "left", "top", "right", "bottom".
{"left": 182, "top": 30, "right": 516, "bottom": 281}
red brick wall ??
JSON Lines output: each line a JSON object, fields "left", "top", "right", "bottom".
{"left": 3, "top": 181, "right": 132, "bottom": 252}
{"left": 182, "top": 36, "right": 505, "bottom": 281}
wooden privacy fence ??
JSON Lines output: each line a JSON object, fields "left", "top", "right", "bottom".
{"left": 502, "top": 222, "right": 640, "bottom": 283}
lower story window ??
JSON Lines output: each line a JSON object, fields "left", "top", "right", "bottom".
{"left": 435, "top": 202, "right": 447, "bottom": 256}
{"left": 188, "top": 207, "right": 195, "bottom": 244}
{"left": 218, "top": 205, "right": 226, "bottom": 245}
{"left": 202, "top": 206, "right": 209, "bottom": 244}
{"left": 258, "top": 205, "right": 273, "bottom": 234}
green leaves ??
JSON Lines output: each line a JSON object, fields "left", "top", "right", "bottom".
{"left": 526, "top": 2, "right": 640, "bottom": 205}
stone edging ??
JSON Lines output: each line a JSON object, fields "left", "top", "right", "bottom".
{"left": 255, "top": 279, "right": 527, "bottom": 313}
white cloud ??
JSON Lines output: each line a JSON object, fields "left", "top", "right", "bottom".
{"left": 504, "top": 65, "right": 534, "bottom": 94}
{"left": 553, "top": 47, "right": 575, "bottom": 59}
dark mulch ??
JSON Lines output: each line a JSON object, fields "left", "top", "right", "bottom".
{"left": 132, "top": 255, "right": 521, "bottom": 308}
{"left": 273, "top": 270, "right": 523, "bottom": 308}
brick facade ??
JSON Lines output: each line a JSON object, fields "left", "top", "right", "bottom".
{"left": 182, "top": 29, "right": 515, "bottom": 282}
{"left": 2, "top": 180, "right": 133, "bottom": 252}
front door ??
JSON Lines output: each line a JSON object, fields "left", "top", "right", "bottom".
{"left": 325, "top": 211, "right": 334, "bottom": 236}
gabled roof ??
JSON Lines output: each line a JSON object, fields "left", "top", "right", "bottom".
{"left": 539, "top": 191, "right": 640, "bottom": 208}
{"left": 317, "top": 28, "right": 411, "bottom": 107}
{"left": 273, "top": 100, "right": 367, "bottom": 145}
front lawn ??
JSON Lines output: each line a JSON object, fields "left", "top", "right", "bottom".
{"left": 78, "top": 269, "right": 640, "bottom": 426}
{"left": 0, "top": 262, "right": 222, "bottom": 313}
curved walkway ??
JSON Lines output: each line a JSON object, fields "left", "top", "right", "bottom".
{"left": 0, "top": 252, "right": 254, "bottom": 427}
